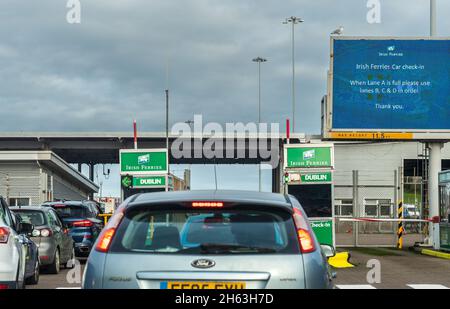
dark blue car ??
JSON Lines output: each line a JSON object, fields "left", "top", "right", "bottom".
{"left": 43, "top": 201, "right": 104, "bottom": 258}
{"left": 11, "top": 213, "right": 40, "bottom": 285}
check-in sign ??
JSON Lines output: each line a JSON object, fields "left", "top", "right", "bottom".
{"left": 133, "top": 175, "right": 166, "bottom": 188}
{"left": 284, "top": 145, "right": 334, "bottom": 168}
{"left": 310, "top": 219, "right": 333, "bottom": 246}
{"left": 120, "top": 149, "right": 168, "bottom": 175}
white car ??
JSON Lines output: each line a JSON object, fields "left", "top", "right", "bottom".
{"left": 403, "top": 204, "right": 420, "bottom": 218}
{"left": 0, "top": 197, "right": 29, "bottom": 289}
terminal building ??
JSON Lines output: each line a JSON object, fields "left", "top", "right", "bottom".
{"left": 0, "top": 151, "right": 99, "bottom": 206}
{"left": 324, "top": 140, "right": 450, "bottom": 247}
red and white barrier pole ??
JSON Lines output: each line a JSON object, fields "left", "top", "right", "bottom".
{"left": 338, "top": 217, "right": 440, "bottom": 223}
{"left": 133, "top": 119, "right": 138, "bottom": 149}
{"left": 286, "top": 118, "right": 290, "bottom": 144}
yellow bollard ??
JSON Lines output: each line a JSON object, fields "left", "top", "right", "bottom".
{"left": 98, "top": 213, "right": 113, "bottom": 226}
{"left": 397, "top": 201, "right": 403, "bottom": 249}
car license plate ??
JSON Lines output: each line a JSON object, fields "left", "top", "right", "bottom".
{"left": 160, "top": 281, "right": 246, "bottom": 289}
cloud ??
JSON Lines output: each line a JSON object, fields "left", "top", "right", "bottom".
{"left": 0, "top": 0, "right": 448, "bottom": 133}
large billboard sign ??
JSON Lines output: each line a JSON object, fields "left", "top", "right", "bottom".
{"left": 324, "top": 37, "right": 450, "bottom": 140}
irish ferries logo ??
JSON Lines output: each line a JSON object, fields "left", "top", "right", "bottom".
{"left": 138, "top": 154, "right": 150, "bottom": 165}
{"left": 303, "top": 150, "right": 315, "bottom": 160}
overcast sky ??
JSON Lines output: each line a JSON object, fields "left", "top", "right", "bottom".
{"left": 2, "top": 0, "right": 449, "bottom": 196}
{"left": 1, "top": 0, "right": 448, "bottom": 134}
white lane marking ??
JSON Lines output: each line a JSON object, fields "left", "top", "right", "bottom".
{"left": 56, "top": 287, "right": 81, "bottom": 289}
{"left": 407, "top": 284, "right": 449, "bottom": 289}
{"left": 336, "top": 284, "right": 376, "bottom": 289}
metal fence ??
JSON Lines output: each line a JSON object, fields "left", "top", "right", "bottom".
{"left": 334, "top": 170, "right": 425, "bottom": 247}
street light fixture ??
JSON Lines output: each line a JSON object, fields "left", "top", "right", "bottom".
{"left": 283, "top": 16, "right": 304, "bottom": 134}
{"left": 252, "top": 56, "right": 267, "bottom": 192}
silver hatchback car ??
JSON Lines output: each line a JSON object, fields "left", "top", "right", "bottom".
{"left": 83, "top": 190, "right": 335, "bottom": 289}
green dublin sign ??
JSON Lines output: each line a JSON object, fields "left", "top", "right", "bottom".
{"left": 301, "top": 172, "right": 332, "bottom": 183}
{"left": 120, "top": 149, "right": 168, "bottom": 175}
{"left": 285, "top": 171, "right": 333, "bottom": 184}
{"left": 310, "top": 219, "right": 333, "bottom": 246}
{"left": 132, "top": 175, "right": 166, "bottom": 188}
{"left": 285, "top": 145, "right": 333, "bottom": 168}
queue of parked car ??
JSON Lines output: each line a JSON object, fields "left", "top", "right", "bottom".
{"left": 2, "top": 191, "right": 336, "bottom": 290}
{"left": 0, "top": 197, "right": 104, "bottom": 289}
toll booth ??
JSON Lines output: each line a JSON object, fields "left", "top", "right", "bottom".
{"left": 439, "top": 170, "right": 450, "bottom": 251}
{"left": 283, "top": 144, "right": 335, "bottom": 247}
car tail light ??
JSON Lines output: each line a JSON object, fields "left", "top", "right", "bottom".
{"left": 39, "top": 228, "right": 53, "bottom": 237}
{"left": 0, "top": 227, "right": 10, "bottom": 244}
{"left": 192, "top": 201, "right": 224, "bottom": 208}
{"left": 95, "top": 208, "right": 125, "bottom": 253}
{"left": 96, "top": 228, "right": 115, "bottom": 252}
{"left": 73, "top": 220, "right": 94, "bottom": 227}
{"left": 292, "top": 208, "right": 316, "bottom": 253}
{"left": 0, "top": 284, "right": 9, "bottom": 289}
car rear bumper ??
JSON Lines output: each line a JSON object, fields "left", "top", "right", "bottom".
{"left": 74, "top": 242, "right": 93, "bottom": 257}
{"left": 0, "top": 254, "right": 19, "bottom": 282}
{"left": 32, "top": 237, "right": 57, "bottom": 266}
{"left": 0, "top": 280, "right": 18, "bottom": 289}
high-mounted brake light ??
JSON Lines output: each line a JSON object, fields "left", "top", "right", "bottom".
{"left": 0, "top": 227, "right": 10, "bottom": 244}
{"left": 73, "top": 220, "right": 94, "bottom": 227}
{"left": 292, "top": 208, "right": 316, "bottom": 253}
{"left": 95, "top": 208, "right": 125, "bottom": 253}
{"left": 192, "top": 202, "right": 224, "bottom": 208}
{"left": 53, "top": 204, "right": 66, "bottom": 208}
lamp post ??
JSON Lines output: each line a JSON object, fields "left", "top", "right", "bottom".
{"left": 283, "top": 16, "right": 304, "bottom": 133}
{"left": 430, "top": 0, "right": 436, "bottom": 36}
{"left": 252, "top": 57, "right": 267, "bottom": 192}
{"left": 428, "top": 0, "right": 442, "bottom": 249}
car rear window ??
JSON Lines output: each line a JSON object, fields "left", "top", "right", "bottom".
{"left": 110, "top": 207, "right": 300, "bottom": 255}
{"left": 51, "top": 205, "right": 86, "bottom": 218}
{"left": 12, "top": 210, "right": 46, "bottom": 227}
